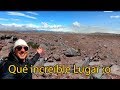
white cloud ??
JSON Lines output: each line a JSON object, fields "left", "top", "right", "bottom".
{"left": 41, "top": 22, "right": 49, "bottom": 28}
{"left": 0, "top": 18, "right": 20, "bottom": 21}
{"left": 103, "top": 11, "right": 113, "bottom": 13}
{"left": 11, "top": 18, "right": 20, "bottom": 21}
{"left": 72, "top": 21, "right": 80, "bottom": 27}
{"left": 110, "top": 15, "right": 120, "bottom": 19}
{"left": 25, "top": 24, "right": 39, "bottom": 28}
{"left": 2, "top": 23, "right": 39, "bottom": 28}
{"left": 2, "top": 23, "right": 22, "bottom": 27}
{"left": 0, "top": 23, "right": 39, "bottom": 31}
{"left": 0, "top": 23, "right": 65, "bottom": 32}
{"left": 70, "top": 22, "right": 114, "bottom": 33}
{"left": 40, "top": 22, "right": 63, "bottom": 29}
{"left": 0, "top": 22, "right": 119, "bottom": 34}
{"left": 7, "top": 12, "right": 37, "bottom": 19}
{"left": 27, "top": 12, "right": 38, "bottom": 15}
{"left": 0, "top": 18, "right": 8, "bottom": 21}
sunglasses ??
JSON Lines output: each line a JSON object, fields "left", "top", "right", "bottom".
{"left": 15, "top": 46, "right": 28, "bottom": 51}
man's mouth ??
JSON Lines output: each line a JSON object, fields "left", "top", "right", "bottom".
{"left": 19, "top": 53, "right": 26, "bottom": 57}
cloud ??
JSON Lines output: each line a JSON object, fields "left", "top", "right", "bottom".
{"left": 7, "top": 12, "right": 37, "bottom": 19}
{"left": 0, "top": 18, "right": 20, "bottom": 21}
{"left": 0, "top": 23, "right": 39, "bottom": 31}
{"left": 3, "top": 23, "right": 39, "bottom": 28}
{"left": 72, "top": 21, "right": 80, "bottom": 27}
{"left": 103, "top": 11, "right": 113, "bottom": 13}
{"left": 0, "top": 22, "right": 119, "bottom": 34}
{"left": 41, "top": 22, "right": 49, "bottom": 28}
{"left": 11, "top": 18, "right": 20, "bottom": 21}
{"left": 3, "top": 22, "right": 108, "bottom": 33}
{"left": 70, "top": 22, "right": 114, "bottom": 33}
{"left": 27, "top": 12, "right": 38, "bottom": 15}
{"left": 25, "top": 24, "right": 39, "bottom": 28}
{"left": 2, "top": 23, "right": 22, "bottom": 27}
{"left": 110, "top": 15, "right": 120, "bottom": 19}
{"left": 0, "top": 18, "right": 8, "bottom": 21}
{"left": 0, "top": 22, "right": 65, "bottom": 32}
{"left": 40, "top": 22, "right": 64, "bottom": 29}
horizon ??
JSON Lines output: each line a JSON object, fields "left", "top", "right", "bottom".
{"left": 0, "top": 11, "right": 120, "bottom": 34}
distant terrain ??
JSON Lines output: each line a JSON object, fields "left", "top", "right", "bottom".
{"left": 0, "top": 30, "right": 120, "bottom": 79}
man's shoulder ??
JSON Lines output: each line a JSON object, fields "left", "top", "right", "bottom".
{"left": 0, "top": 57, "right": 8, "bottom": 61}
{"left": 0, "top": 57, "right": 8, "bottom": 67}
{"left": 0, "top": 57, "right": 17, "bottom": 68}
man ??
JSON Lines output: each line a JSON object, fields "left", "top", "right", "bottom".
{"left": 0, "top": 39, "right": 44, "bottom": 79}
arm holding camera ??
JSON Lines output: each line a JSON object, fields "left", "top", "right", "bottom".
{"left": 28, "top": 48, "right": 45, "bottom": 65}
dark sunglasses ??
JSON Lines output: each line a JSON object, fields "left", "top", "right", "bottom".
{"left": 15, "top": 46, "right": 28, "bottom": 51}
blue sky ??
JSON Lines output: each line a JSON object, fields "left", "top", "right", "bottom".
{"left": 0, "top": 11, "right": 120, "bottom": 33}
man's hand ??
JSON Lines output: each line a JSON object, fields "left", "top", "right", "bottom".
{"left": 36, "top": 48, "right": 45, "bottom": 57}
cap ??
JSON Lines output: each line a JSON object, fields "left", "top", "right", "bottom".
{"left": 13, "top": 39, "right": 29, "bottom": 50}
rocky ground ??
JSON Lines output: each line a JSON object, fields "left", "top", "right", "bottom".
{"left": 0, "top": 31, "right": 120, "bottom": 79}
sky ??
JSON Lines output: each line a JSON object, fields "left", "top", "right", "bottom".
{"left": 0, "top": 11, "right": 120, "bottom": 33}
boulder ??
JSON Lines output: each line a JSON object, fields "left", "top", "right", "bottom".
{"left": 75, "top": 57, "right": 91, "bottom": 68}
{"left": 89, "top": 61, "right": 101, "bottom": 66}
{"left": 53, "top": 54, "right": 61, "bottom": 61}
{"left": 0, "top": 35, "right": 6, "bottom": 40}
{"left": 110, "top": 65, "right": 120, "bottom": 76}
{"left": 101, "top": 75, "right": 107, "bottom": 79}
{"left": 54, "top": 39, "right": 58, "bottom": 42}
{"left": 5, "top": 35, "right": 12, "bottom": 39}
{"left": 34, "top": 58, "right": 45, "bottom": 66}
{"left": 44, "top": 62, "right": 57, "bottom": 66}
{"left": 39, "top": 43, "right": 48, "bottom": 51}
{"left": 82, "top": 57, "right": 91, "bottom": 66}
{"left": 64, "top": 48, "right": 81, "bottom": 57}
{"left": 12, "top": 36, "right": 18, "bottom": 42}
{"left": 92, "top": 68, "right": 103, "bottom": 79}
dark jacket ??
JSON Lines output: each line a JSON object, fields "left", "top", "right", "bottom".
{"left": 0, "top": 50, "right": 40, "bottom": 79}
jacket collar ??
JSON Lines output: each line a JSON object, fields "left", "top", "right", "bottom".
{"left": 8, "top": 49, "right": 27, "bottom": 64}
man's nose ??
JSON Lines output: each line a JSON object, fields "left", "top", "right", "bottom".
{"left": 21, "top": 47, "right": 25, "bottom": 51}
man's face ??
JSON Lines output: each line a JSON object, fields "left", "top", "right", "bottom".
{"left": 14, "top": 45, "right": 28, "bottom": 61}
